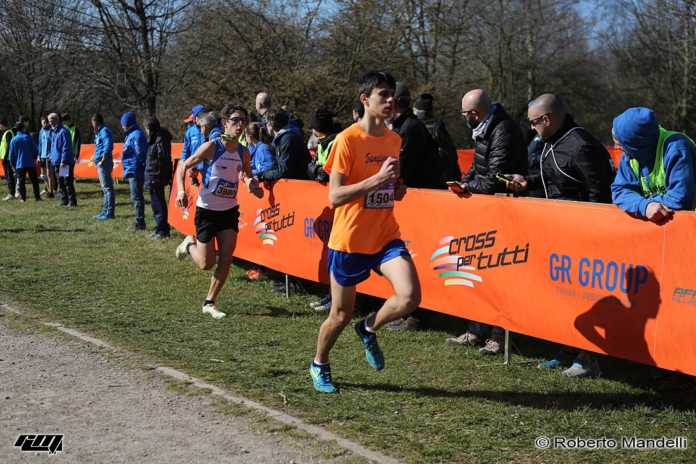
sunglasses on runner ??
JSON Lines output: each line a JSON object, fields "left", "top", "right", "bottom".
{"left": 223, "top": 116, "right": 247, "bottom": 125}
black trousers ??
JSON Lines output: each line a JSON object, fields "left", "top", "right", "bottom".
{"left": 2, "top": 158, "right": 15, "bottom": 196}
{"left": 149, "top": 182, "right": 170, "bottom": 235}
{"left": 54, "top": 163, "right": 76, "bottom": 206}
{"left": 16, "top": 167, "right": 40, "bottom": 201}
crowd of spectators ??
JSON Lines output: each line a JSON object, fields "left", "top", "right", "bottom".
{"left": 2, "top": 85, "right": 694, "bottom": 379}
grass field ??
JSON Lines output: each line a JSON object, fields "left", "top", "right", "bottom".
{"left": 1, "top": 180, "right": 695, "bottom": 463}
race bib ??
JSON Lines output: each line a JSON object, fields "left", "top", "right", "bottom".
{"left": 213, "top": 179, "right": 238, "bottom": 198}
{"left": 365, "top": 181, "right": 395, "bottom": 209}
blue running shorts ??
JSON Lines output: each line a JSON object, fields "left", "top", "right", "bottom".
{"left": 328, "top": 239, "right": 410, "bottom": 286}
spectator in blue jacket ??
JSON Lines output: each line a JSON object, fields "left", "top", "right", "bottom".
{"left": 48, "top": 112, "right": 76, "bottom": 207}
{"left": 92, "top": 113, "right": 115, "bottom": 220}
{"left": 245, "top": 122, "right": 275, "bottom": 177}
{"left": 121, "top": 111, "right": 148, "bottom": 230}
{"left": 181, "top": 104, "right": 205, "bottom": 162}
{"left": 259, "top": 110, "right": 310, "bottom": 180}
{"left": 38, "top": 115, "right": 55, "bottom": 197}
{"left": 9, "top": 118, "right": 40, "bottom": 202}
{"left": 612, "top": 107, "right": 696, "bottom": 223}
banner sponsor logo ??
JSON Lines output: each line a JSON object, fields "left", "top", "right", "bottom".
{"left": 431, "top": 230, "right": 529, "bottom": 288}
{"left": 549, "top": 253, "right": 649, "bottom": 294}
{"left": 254, "top": 203, "right": 295, "bottom": 246}
{"left": 303, "top": 216, "right": 331, "bottom": 241}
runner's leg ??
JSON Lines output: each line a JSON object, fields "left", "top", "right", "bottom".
{"left": 370, "top": 255, "right": 421, "bottom": 330}
{"left": 205, "top": 229, "right": 237, "bottom": 301}
{"left": 314, "top": 276, "right": 357, "bottom": 364}
{"left": 188, "top": 238, "right": 217, "bottom": 270}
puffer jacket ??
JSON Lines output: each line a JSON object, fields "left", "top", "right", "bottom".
{"left": 463, "top": 104, "right": 527, "bottom": 193}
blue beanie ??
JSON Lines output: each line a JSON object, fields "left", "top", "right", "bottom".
{"left": 120, "top": 111, "right": 137, "bottom": 128}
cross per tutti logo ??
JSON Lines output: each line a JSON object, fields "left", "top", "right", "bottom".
{"left": 431, "top": 236, "right": 483, "bottom": 287}
{"left": 254, "top": 208, "right": 278, "bottom": 246}
{"left": 431, "top": 230, "right": 529, "bottom": 288}
{"left": 254, "top": 203, "right": 295, "bottom": 246}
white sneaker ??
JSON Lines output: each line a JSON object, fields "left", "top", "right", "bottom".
{"left": 202, "top": 303, "right": 226, "bottom": 320}
{"left": 175, "top": 235, "right": 195, "bottom": 259}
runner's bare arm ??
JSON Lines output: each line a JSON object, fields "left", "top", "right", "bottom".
{"left": 183, "top": 141, "right": 215, "bottom": 169}
{"left": 328, "top": 157, "right": 398, "bottom": 208}
{"left": 240, "top": 149, "right": 263, "bottom": 197}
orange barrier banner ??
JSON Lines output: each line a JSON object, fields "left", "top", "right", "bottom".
{"left": 169, "top": 177, "right": 696, "bottom": 376}
{"left": 0, "top": 143, "right": 184, "bottom": 178}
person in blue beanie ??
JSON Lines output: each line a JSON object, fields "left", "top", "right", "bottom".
{"left": 48, "top": 112, "right": 76, "bottom": 207}
{"left": 121, "top": 111, "right": 148, "bottom": 230}
{"left": 92, "top": 113, "right": 115, "bottom": 219}
{"left": 9, "top": 118, "right": 40, "bottom": 202}
{"left": 612, "top": 107, "right": 696, "bottom": 223}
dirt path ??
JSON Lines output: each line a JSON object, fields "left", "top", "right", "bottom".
{"left": 0, "top": 316, "right": 356, "bottom": 464}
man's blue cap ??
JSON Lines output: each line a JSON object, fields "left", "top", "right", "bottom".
{"left": 185, "top": 104, "right": 205, "bottom": 123}
{"left": 192, "top": 104, "right": 205, "bottom": 117}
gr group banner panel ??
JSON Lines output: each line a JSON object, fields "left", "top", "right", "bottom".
{"left": 168, "top": 176, "right": 696, "bottom": 376}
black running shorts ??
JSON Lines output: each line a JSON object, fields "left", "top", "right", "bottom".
{"left": 194, "top": 206, "right": 240, "bottom": 243}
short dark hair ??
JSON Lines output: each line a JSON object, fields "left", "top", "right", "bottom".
{"left": 146, "top": 116, "right": 161, "bottom": 133}
{"left": 353, "top": 100, "right": 365, "bottom": 119}
{"left": 61, "top": 113, "right": 71, "bottom": 122}
{"left": 358, "top": 71, "right": 396, "bottom": 99}
{"left": 267, "top": 110, "right": 289, "bottom": 130}
{"left": 220, "top": 104, "right": 248, "bottom": 119}
{"left": 92, "top": 113, "right": 104, "bottom": 125}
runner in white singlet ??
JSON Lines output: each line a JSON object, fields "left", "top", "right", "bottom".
{"left": 174, "top": 105, "right": 262, "bottom": 319}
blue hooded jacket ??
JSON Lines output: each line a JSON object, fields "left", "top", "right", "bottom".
{"left": 249, "top": 141, "right": 275, "bottom": 176}
{"left": 39, "top": 127, "right": 52, "bottom": 159}
{"left": 49, "top": 124, "right": 74, "bottom": 165}
{"left": 93, "top": 125, "right": 114, "bottom": 164}
{"left": 611, "top": 107, "right": 696, "bottom": 216}
{"left": 120, "top": 112, "right": 148, "bottom": 178}
{"left": 181, "top": 123, "right": 202, "bottom": 161}
{"left": 9, "top": 131, "right": 38, "bottom": 169}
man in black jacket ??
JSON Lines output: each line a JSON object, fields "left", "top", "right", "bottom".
{"left": 457, "top": 89, "right": 527, "bottom": 194}
{"left": 507, "top": 94, "right": 613, "bottom": 203}
{"left": 144, "top": 117, "right": 173, "bottom": 239}
{"left": 413, "top": 93, "right": 461, "bottom": 183}
{"left": 505, "top": 93, "right": 614, "bottom": 377}
{"left": 391, "top": 83, "right": 443, "bottom": 189}
{"left": 446, "top": 89, "right": 527, "bottom": 353}
{"left": 260, "top": 110, "right": 309, "bottom": 181}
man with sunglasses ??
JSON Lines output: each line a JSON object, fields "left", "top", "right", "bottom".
{"left": 506, "top": 93, "right": 613, "bottom": 204}
{"left": 505, "top": 93, "right": 613, "bottom": 378}
{"left": 446, "top": 89, "right": 526, "bottom": 355}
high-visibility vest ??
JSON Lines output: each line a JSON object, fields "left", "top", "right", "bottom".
{"left": 66, "top": 124, "right": 79, "bottom": 157}
{"left": 629, "top": 127, "right": 696, "bottom": 196}
{"left": 0, "top": 129, "right": 15, "bottom": 161}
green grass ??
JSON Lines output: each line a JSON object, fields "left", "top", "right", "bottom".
{"left": 1, "top": 180, "right": 695, "bottom": 463}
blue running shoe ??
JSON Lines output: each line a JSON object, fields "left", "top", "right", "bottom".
{"left": 538, "top": 358, "right": 562, "bottom": 369}
{"left": 354, "top": 319, "right": 384, "bottom": 371}
{"left": 309, "top": 362, "right": 337, "bottom": 393}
